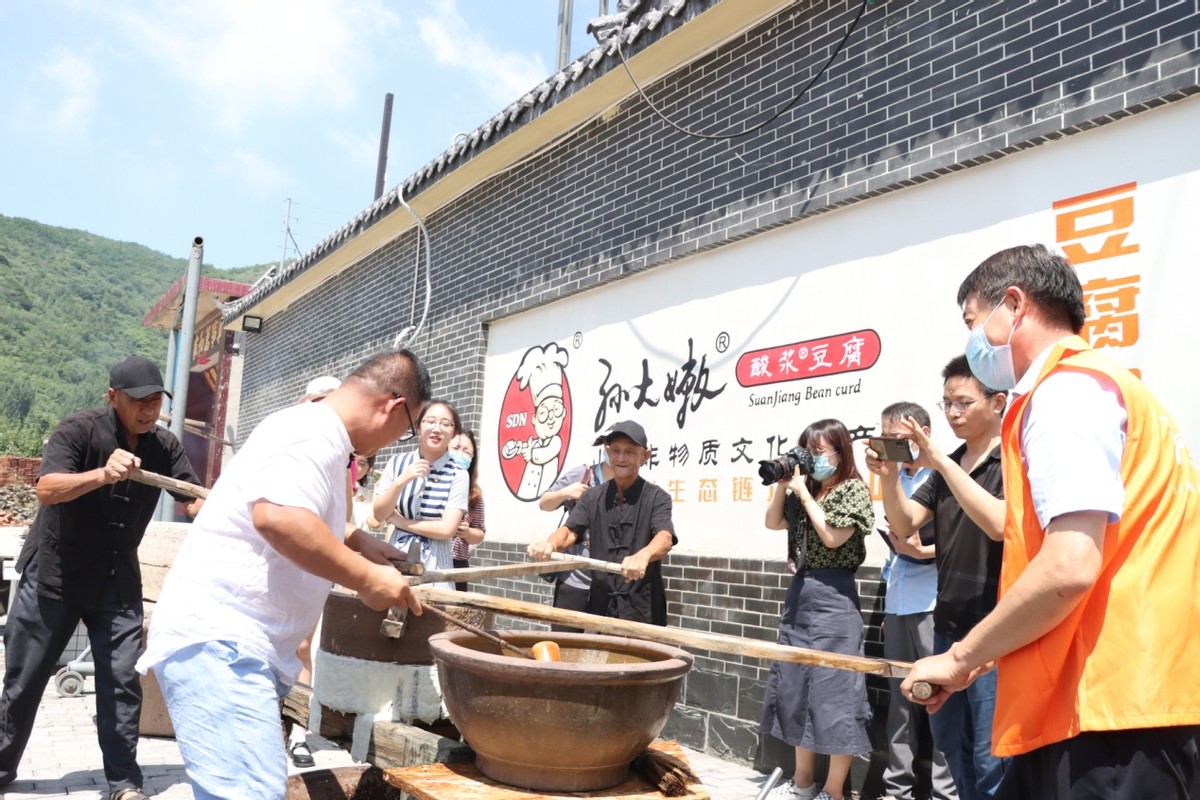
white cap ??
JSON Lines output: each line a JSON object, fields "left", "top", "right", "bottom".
{"left": 300, "top": 375, "right": 340, "bottom": 403}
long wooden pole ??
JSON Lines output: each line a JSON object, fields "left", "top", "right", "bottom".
{"left": 131, "top": 468, "right": 209, "bottom": 500}
{"left": 406, "top": 559, "right": 603, "bottom": 586}
{"left": 414, "top": 586, "right": 933, "bottom": 697}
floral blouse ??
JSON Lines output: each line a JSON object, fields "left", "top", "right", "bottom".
{"left": 784, "top": 478, "right": 874, "bottom": 570}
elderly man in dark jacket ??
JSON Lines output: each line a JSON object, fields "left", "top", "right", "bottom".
{"left": 0, "top": 356, "right": 200, "bottom": 800}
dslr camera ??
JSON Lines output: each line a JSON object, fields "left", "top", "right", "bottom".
{"left": 757, "top": 446, "right": 815, "bottom": 486}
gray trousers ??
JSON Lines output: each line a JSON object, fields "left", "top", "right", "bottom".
{"left": 883, "top": 611, "right": 958, "bottom": 800}
{"left": 0, "top": 554, "right": 144, "bottom": 792}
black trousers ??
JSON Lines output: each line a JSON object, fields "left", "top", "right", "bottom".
{"left": 550, "top": 582, "right": 591, "bottom": 632}
{"left": 0, "top": 554, "right": 144, "bottom": 792}
{"left": 996, "top": 726, "right": 1200, "bottom": 800}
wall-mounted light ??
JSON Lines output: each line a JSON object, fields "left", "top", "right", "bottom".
{"left": 242, "top": 315, "right": 263, "bottom": 333}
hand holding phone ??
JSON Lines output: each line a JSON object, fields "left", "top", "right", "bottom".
{"left": 868, "top": 436, "right": 914, "bottom": 462}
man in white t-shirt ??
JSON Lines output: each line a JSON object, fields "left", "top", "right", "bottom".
{"left": 137, "top": 349, "right": 431, "bottom": 800}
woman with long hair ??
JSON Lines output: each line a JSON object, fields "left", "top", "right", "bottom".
{"left": 760, "top": 418, "right": 875, "bottom": 800}
{"left": 448, "top": 429, "right": 486, "bottom": 591}
{"left": 372, "top": 400, "right": 469, "bottom": 589}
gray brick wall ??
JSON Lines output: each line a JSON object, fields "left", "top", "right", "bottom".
{"left": 234, "top": 0, "right": 1200, "bottom": 776}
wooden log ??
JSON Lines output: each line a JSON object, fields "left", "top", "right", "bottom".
{"left": 130, "top": 468, "right": 209, "bottom": 500}
{"left": 407, "top": 558, "right": 599, "bottom": 585}
{"left": 415, "top": 587, "right": 922, "bottom": 683}
{"left": 548, "top": 551, "right": 627, "bottom": 575}
{"left": 282, "top": 683, "right": 472, "bottom": 769}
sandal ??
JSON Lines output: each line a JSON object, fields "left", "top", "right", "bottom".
{"left": 290, "top": 741, "right": 316, "bottom": 768}
{"left": 110, "top": 789, "right": 150, "bottom": 800}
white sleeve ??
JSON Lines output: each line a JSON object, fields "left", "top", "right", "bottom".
{"left": 447, "top": 469, "right": 470, "bottom": 512}
{"left": 377, "top": 452, "right": 407, "bottom": 494}
{"left": 1021, "top": 370, "right": 1126, "bottom": 529}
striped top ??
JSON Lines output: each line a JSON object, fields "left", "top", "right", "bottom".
{"left": 379, "top": 450, "right": 469, "bottom": 588}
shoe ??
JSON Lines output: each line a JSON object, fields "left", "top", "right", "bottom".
{"left": 290, "top": 741, "right": 316, "bottom": 768}
{"left": 763, "top": 779, "right": 819, "bottom": 799}
{"left": 110, "top": 789, "right": 150, "bottom": 800}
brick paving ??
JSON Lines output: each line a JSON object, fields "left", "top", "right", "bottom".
{"left": 0, "top": 646, "right": 771, "bottom": 799}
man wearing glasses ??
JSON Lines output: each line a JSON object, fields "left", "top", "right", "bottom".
{"left": 137, "top": 349, "right": 430, "bottom": 800}
{"left": 1, "top": 356, "right": 201, "bottom": 800}
{"left": 865, "top": 355, "right": 1009, "bottom": 800}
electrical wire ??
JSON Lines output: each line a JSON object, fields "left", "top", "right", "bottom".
{"left": 615, "top": 0, "right": 870, "bottom": 141}
{"left": 392, "top": 184, "right": 433, "bottom": 349}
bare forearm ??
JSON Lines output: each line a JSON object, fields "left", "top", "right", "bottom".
{"left": 389, "top": 511, "right": 464, "bottom": 540}
{"left": 636, "top": 530, "right": 675, "bottom": 563}
{"left": 538, "top": 489, "right": 568, "bottom": 512}
{"left": 459, "top": 526, "right": 485, "bottom": 545}
{"left": 880, "top": 473, "right": 924, "bottom": 536}
{"left": 800, "top": 496, "right": 853, "bottom": 548}
{"left": 254, "top": 503, "right": 373, "bottom": 589}
{"left": 932, "top": 455, "right": 1004, "bottom": 540}
{"left": 953, "top": 512, "right": 1105, "bottom": 670}
{"left": 36, "top": 469, "right": 110, "bottom": 505}
{"left": 764, "top": 487, "right": 787, "bottom": 530}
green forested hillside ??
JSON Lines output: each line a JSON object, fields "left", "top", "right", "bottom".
{"left": 0, "top": 215, "right": 270, "bottom": 455}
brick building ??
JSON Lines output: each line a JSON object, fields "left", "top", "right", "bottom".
{"left": 223, "top": 0, "right": 1200, "bottom": 781}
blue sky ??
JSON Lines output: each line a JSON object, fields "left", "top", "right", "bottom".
{"left": 0, "top": 0, "right": 605, "bottom": 271}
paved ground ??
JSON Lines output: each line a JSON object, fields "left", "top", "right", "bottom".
{"left": 0, "top": 664, "right": 773, "bottom": 799}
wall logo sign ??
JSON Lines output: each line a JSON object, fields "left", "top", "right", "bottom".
{"left": 498, "top": 343, "right": 573, "bottom": 501}
{"left": 735, "top": 329, "right": 881, "bottom": 387}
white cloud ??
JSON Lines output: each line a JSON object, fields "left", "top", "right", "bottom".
{"left": 327, "top": 127, "right": 378, "bottom": 170}
{"left": 220, "top": 149, "right": 290, "bottom": 196}
{"left": 40, "top": 47, "right": 99, "bottom": 135}
{"left": 416, "top": 0, "right": 548, "bottom": 105}
{"left": 103, "top": 0, "right": 401, "bottom": 133}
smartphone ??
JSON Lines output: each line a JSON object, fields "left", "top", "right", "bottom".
{"left": 868, "top": 436, "right": 914, "bottom": 462}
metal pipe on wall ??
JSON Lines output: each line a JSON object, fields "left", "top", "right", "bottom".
{"left": 374, "top": 93, "right": 394, "bottom": 201}
{"left": 557, "top": 0, "right": 574, "bottom": 71}
{"left": 169, "top": 237, "right": 204, "bottom": 449}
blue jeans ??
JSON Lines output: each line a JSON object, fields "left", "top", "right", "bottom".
{"left": 154, "top": 641, "right": 290, "bottom": 800}
{"left": 929, "top": 632, "right": 1009, "bottom": 800}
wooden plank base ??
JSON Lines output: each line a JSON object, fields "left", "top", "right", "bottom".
{"left": 381, "top": 740, "right": 709, "bottom": 799}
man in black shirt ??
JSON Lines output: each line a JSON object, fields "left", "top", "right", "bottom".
{"left": 866, "top": 355, "right": 1008, "bottom": 800}
{"left": 0, "top": 356, "right": 200, "bottom": 799}
{"left": 527, "top": 420, "right": 676, "bottom": 625}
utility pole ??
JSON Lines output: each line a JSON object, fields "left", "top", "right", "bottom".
{"left": 279, "top": 197, "right": 293, "bottom": 271}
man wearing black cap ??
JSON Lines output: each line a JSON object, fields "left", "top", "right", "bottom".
{"left": 528, "top": 420, "right": 676, "bottom": 625}
{"left": 0, "top": 355, "right": 200, "bottom": 799}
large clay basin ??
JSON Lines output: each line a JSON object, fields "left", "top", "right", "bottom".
{"left": 429, "top": 630, "right": 692, "bottom": 792}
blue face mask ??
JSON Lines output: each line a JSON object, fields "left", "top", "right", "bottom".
{"left": 965, "top": 303, "right": 1017, "bottom": 391}
{"left": 449, "top": 451, "right": 472, "bottom": 471}
{"left": 810, "top": 455, "right": 836, "bottom": 481}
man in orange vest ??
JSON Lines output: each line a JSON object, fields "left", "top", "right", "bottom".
{"left": 902, "top": 244, "right": 1200, "bottom": 798}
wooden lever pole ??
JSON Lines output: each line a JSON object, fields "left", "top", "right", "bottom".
{"left": 130, "top": 468, "right": 209, "bottom": 500}
{"left": 406, "top": 559, "right": 600, "bottom": 586}
{"left": 548, "top": 551, "right": 627, "bottom": 575}
{"left": 414, "top": 586, "right": 934, "bottom": 698}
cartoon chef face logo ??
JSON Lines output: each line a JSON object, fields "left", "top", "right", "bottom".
{"left": 498, "top": 343, "right": 573, "bottom": 501}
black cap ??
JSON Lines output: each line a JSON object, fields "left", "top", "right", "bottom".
{"left": 109, "top": 356, "right": 171, "bottom": 400}
{"left": 600, "top": 420, "right": 648, "bottom": 448}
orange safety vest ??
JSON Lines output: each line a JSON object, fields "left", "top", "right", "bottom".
{"left": 994, "top": 336, "right": 1200, "bottom": 757}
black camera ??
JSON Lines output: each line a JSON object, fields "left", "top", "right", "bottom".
{"left": 756, "top": 446, "right": 814, "bottom": 486}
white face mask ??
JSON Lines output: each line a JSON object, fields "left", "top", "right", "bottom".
{"left": 965, "top": 303, "right": 1017, "bottom": 391}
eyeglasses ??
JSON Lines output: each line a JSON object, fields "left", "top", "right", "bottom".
{"left": 392, "top": 393, "right": 419, "bottom": 442}
{"left": 421, "top": 418, "right": 456, "bottom": 431}
{"left": 937, "top": 398, "right": 982, "bottom": 413}
{"left": 536, "top": 399, "right": 565, "bottom": 424}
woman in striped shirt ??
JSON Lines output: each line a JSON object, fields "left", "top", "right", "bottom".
{"left": 373, "top": 400, "right": 470, "bottom": 589}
